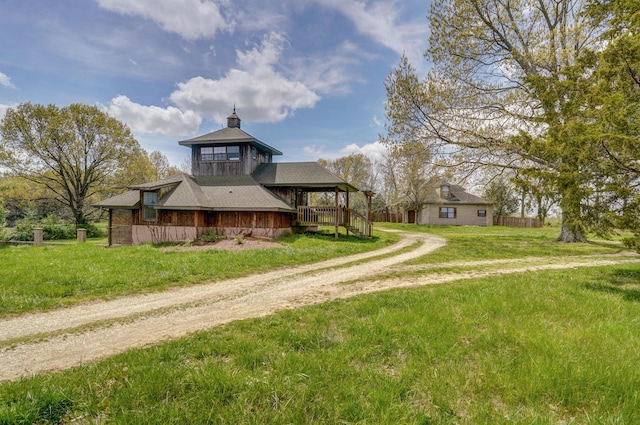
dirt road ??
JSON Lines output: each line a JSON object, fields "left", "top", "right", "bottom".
{"left": 1, "top": 231, "right": 638, "bottom": 382}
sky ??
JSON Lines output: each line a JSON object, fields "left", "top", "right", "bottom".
{"left": 0, "top": 0, "right": 430, "bottom": 166}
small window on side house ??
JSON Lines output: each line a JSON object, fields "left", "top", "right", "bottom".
{"left": 478, "top": 209, "right": 486, "bottom": 217}
{"left": 143, "top": 191, "right": 158, "bottom": 221}
{"left": 439, "top": 207, "right": 456, "bottom": 219}
{"left": 251, "top": 147, "right": 257, "bottom": 160}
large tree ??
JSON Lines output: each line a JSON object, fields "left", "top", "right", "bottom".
{"left": 0, "top": 103, "right": 143, "bottom": 225}
{"left": 317, "top": 153, "right": 376, "bottom": 213}
{"left": 384, "top": 0, "right": 639, "bottom": 242}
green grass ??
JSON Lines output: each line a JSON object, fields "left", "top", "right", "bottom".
{"left": 2, "top": 264, "right": 640, "bottom": 424}
{"left": 378, "top": 223, "right": 630, "bottom": 264}
{"left": 0, "top": 229, "right": 397, "bottom": 317}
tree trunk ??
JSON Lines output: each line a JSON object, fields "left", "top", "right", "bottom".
{"left": 556, "top": 222, "right": 587, "bottom": 243}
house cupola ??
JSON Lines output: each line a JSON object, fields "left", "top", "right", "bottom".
{"left": 227, "top": 107, "right": 241, "bottom": 128}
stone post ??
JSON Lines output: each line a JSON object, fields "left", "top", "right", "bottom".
{"left": 34, "top": 228, "right": 44, "bottom": 246}
{"left": 77, "top": 228, "right": 87, "bottom": 243}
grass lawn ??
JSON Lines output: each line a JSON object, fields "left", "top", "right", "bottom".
{"left": 1, "top": 264, "right": 639, "bottom": 424}
{"left": 378, "top": 223, "right": 630, "bottom": 263}
{"left": 2, "top": 224, "right": 639, "bottom": 424}
{"left": 0, "top": 229, "right": 398, "bottom": 317}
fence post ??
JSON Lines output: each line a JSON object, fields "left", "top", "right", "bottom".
{"left": 34, "top": 228, "right": 44, "bottom": 246}
{"left": 77, "top": 228, "right": 87, "bottom": 243}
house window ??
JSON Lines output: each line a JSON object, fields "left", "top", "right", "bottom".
{"left": 439, "top": 207, "right": 456, "bottom": 219}
{"left": 200, "top": 147, "right": 213, "bottom": 161}
{"left": 210, "top": 146, "right": 240, "bottom": 161}
{"left": 227, "top": 145, "right": 240, "bottom": 160}
{"left": 478, "top": 209, "right": 487, "bottom": 217}
{"left": 143, "top": 191, "right": 158, "bottom": 221}
{"left": 251, "top": 147, "right": 257, "bottom": 160}
{"left": 441, "top": 185, "right": 450, "bottom": 199}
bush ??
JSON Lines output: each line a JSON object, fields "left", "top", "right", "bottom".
{"left": 6, "top": 214, "right": 105, "bottom": 241}
{"left": 76, "top": 220, "right": 104, "bottom": 238}
{"left": 41, "top": 215, "right": 76, "bottom": 240}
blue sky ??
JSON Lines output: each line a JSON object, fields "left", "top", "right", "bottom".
{"left": 0, "top": 0, "right": 430, "bottom": 166}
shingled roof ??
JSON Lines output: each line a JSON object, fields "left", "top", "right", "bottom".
{"left": 425, "top": 183, "right": 492, "bottom": 205}
{"left": 252, "top": 162, "right": 359, "bottom": 192}
{"left": 94, "top": 173, "right": 296, "bottom": 212}
{"left": 178, "top": 126, "right": 282, "bottom": 156}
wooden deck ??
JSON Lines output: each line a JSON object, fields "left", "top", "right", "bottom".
{"left": 297, "top": 206, "right": 371, "bottom": 238}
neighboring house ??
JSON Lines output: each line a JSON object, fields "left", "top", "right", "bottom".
{"left": 94, "top": 109, "right": 370, "bottom": 245}
{"left": 405, "top": 183, "right": 493, "bottom": 226}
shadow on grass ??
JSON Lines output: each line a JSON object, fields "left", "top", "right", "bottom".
{"left": 584, "top": 268, "right": 640, "bottom": 302}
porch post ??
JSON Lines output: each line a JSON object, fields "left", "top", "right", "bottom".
{"left": 345, "top": 190, "right": 349, "bottom": 237}
{"left": 334, "top": 186, "right": 339, "bottom": 239}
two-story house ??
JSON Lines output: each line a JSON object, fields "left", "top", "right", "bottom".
{"left": 95, "top": 109, "right": 369, "bottom": 245}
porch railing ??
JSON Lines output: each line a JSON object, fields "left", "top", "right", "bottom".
{"left": 297, "top": 206, "right": 371, "bottom": 238}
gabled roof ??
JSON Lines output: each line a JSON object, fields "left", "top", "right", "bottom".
{"left": 252, "top": 162, "right": 359, "bottom": 192}
{"left": 178, "top": 126, "right": 283, "bottom": 156}
{"left": 424, "top": 183, "right": 492, "bottom": 205}
{"left": 93, "top": 173, "right": 296, "bottom": 212}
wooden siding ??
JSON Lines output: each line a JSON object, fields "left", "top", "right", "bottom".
{"left": 204, "top": 211, "right": 292, "bottom": 229}
{"left": 110, "top": 209, "right": 133, "bottom": 245}
{"left": 268, "top": 187, "right": 295, "bottom": 205}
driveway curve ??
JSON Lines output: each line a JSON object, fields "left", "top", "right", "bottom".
{"left": 0, "top": 231, "right": 445, "bottom": 382}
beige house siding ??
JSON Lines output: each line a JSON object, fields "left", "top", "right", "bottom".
{"left": 414, "top": 204, "right": 493, "bottom": 226}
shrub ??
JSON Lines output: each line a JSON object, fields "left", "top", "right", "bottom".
{"left": 76, "top": 220, "right": 104, "bottom": 238}
{"left": 41, "top": 215, "right": 75, "bottom": 240}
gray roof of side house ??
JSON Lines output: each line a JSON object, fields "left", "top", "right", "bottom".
{"left": 178, "top": 126, "right": 283, "bottom": 156}
{"left": 252, "top": 162, "right": 359, "bottom": 192}
{"left": 93, "top": 173, "right": 296, "bottom": 212}
{"left": 424, "top": 183, "right": 492, "bottom": 205}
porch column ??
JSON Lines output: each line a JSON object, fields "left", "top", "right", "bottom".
{"left": 345, "top": 190, "right": 350, "bottom": 237}
{"left": 334, "top": 186, "right": 339, "bottom": 239}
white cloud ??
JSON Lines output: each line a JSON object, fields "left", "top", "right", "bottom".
{"left": 0, "top": 72, "right": 16, "bottom": 89}
{"left": 170, "top": 32, "right": 320, "bottom": 124}
{"left": 290, "top": 41, "right": 362, "bottom": 96}
{"left": 303, "top": 145, "right": 324, "bottom": 157}
{"left": 97, "top": 0, "right": 233, "bottom": 40}
{"left": 104, "top": 95, "right": 202, "bottom": 137}
{"left": 341, "top": 141, "right": 388, "bottom": 159}
{"left": 315, "top": 0, "right": 428, "bottom": 66}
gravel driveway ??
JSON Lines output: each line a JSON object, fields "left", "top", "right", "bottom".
{"left": 1, "top": 231, "right": 638, "bottom": 382}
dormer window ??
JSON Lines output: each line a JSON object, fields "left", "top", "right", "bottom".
{"left": 143, "top": 191, "right": 158, "bottom": 221}
{"left": 441, "top": 185, "right": 450, "bottom": 199}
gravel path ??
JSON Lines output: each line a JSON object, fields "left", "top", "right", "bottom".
{"left": 1, "top": 231, "right": 639, "bottom": 382}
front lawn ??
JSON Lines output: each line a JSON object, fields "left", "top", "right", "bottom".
{"left": 2, "top": 264, "right": 639, "bottom": 424}
{"left": 0, "top": 229, "right": 397, "bottom": 317}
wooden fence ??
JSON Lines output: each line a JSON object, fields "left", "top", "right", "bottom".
{"left": 372, "top": 212, "right": 403, "bottom": 223}
{"left": 493, "top": 216, "right": 543, "bottom": 228}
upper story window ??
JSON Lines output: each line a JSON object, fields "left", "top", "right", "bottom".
{"left": 201, "top": 146, "right": 240, "bottom": 161}
{"left": 143, "top": 191, "right": 158, "bottom": 221}
{"left": 201, "top": 147, "right": 214, "bottom": 161}
{"left": 441, "top": 185, "right": 450, "bottom": 199}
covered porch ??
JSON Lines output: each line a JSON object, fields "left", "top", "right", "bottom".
{"left": 294, "top": 187, "right": 374, "bottom": 239}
